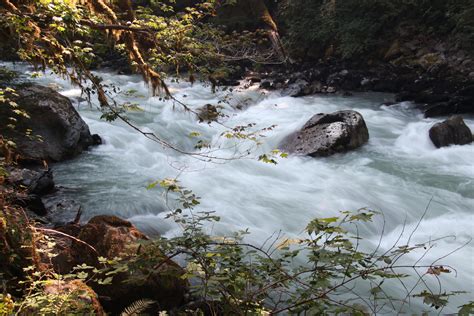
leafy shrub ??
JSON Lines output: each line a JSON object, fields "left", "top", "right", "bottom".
{"left": 139, "top": 179, "right": 470, "bottom": 314}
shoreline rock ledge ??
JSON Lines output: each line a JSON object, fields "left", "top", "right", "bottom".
{"left": 280, "top": 110, "right": 369, "bottom": 157}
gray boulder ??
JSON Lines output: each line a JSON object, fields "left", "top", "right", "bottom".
{"left": 429, "top": 115, "right": 473, "bottom": 148}
{"left": 281, "top": 110, "right": 369, "bottom": 157}
{"left": 0, "top": 84, "right": 94, "bottom": 162}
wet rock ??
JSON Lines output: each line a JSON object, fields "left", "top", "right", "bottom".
{"left": 92, "top": 134, "right": 102, "bottom": 145}
{"left": 42, "top": 193, "right": 82, "bottom": 226}
{"left": 259, "top": 79, "right": 273, "bottom": 89}
{"left": 423, "top": 102, "right": 452, "bottom": 117}
{"left": 414, "top": 93, "right": 450, "bottom": 104}
{"left": 8, "top": 168, "right": 54, "bottom": 195}
{"left": 281, "top": 110, "right": 369, "bottom": 157}
{"left": 197, "top": 104, "right": 220, "bottom": 122}
{"left": 371, "top": 78, "right": 401, "bottom": 93}
{"left": 429, "top": 115, "right": 473, "bottom": 148}
{"left": 248, "top": 76, "right": 261, "bottom": 83}
{"left": 218, "top": 78, "right": 240, "bottom": 86}
{"left": 423, "top": 97, "right": 474, "bottom": 117}
{"left": 302, "top": 81, "right": 323, "bottom": 95}
{"left": 343, "top": 91, "right": 354, "bottom": 97}
{"left": 29, "top": 169, "right": 55, "bottom": 195}
{"left": 0, "top": 84, "right": 94, "bottom": 162}
{"left": 282, "top": 79, "right": 309, "bottom": 97}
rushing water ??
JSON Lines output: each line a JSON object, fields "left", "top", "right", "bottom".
{"left": 5, "top": 63, "right": 473, "bottom": 313}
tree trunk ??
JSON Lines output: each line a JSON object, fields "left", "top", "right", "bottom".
{"left": 244, "top": 0, "right": 287, "bottom": 62}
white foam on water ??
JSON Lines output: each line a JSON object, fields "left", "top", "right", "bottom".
{"left": 4, "top": 62, "right": 473, "bottom": 313}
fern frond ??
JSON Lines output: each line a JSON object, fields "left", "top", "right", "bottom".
{"left": 120, "top": 299, "right": 155, "bottom": 316}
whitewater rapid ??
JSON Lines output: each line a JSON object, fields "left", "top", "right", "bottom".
{"left": 6, "top": 63, "right": 473, "bottom": 313}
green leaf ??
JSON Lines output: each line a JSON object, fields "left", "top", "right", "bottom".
{"left": 458, "top": 302, "right": 474, "bottom": 316}
{"left": 146, "top": 181, "right": 159, "bottom": 190}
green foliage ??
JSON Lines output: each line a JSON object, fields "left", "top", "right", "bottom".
{"left": 120, "top": 299, "right": 156, "bottom": 316}
{"left": 143, "top": 182, "right": 468, "bottom": 314}
{"left": 2, "top": 232, "right": 120, "bottom": 315}
{"left": 459, "top": 301, "right": 474, "bottom": 316}
{"left": 258, "top": 149, "right": 288, "bottom": 164}
{"left": 0, "top": 67, "right": 18, "bottom": 84}
{"left": 0, "top": 85, "right": 43, "bottom": 153}
{"left": 0, "top": 294, "right": 15, "bottom": 315}
{"left": 278, "top": 0, "right": 474, "bottom": 59}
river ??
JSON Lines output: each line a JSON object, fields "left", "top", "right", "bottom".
{"left": 5, "top": 63, "right": 473, "bottom": 313}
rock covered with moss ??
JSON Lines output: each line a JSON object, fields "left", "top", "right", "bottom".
{"left": 51, "top": 215, "right": 187, "bottom": 314}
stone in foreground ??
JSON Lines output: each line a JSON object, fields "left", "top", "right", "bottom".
{"left": 429, "top": 115, "right": 473, "bottom": 148}
{"left": 51, "top": 215, "right": 187, "bottom": 315}
{"left": 281, "top": 110, "right": 369, "bottom": 157}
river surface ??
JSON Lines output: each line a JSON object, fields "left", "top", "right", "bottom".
{"left": 5, "top": 63, "right": 473, "bottom": 313}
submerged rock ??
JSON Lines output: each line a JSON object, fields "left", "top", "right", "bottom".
{"left": 429, "top": 115, "right": 473, "bottom": 148}
{"left": 197, "top": 104, "right": 220, "bottom": 122}
{"left": 281, "top": 110, "right": 369, "bottom": 157}
{"left": 92, "top": 134, "right": 103, "bottom": 145}
{"left": 0, "top": 84, "right": 95, "bottom": 162}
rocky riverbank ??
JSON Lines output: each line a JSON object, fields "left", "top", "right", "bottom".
{"left": 0, "top": 79, "right": 190, "bottom": 314}
{"left": 237, "top": 55, "right": 474, "bottom": 119}
{"left": 1, "top": 55, "right": 472, "bottom": 313}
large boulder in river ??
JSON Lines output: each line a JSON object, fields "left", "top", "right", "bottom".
{"left": 0, "top": 84, "right": 94, "bottom": 162}
{"left": 429, "top": 115, "right": 473, "bottom": 148}
{"left": 281, "top": 110, "right": 369, "bottom": 157}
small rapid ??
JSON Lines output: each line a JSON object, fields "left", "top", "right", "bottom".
{"left": 5, "top": 63, "right": 473, "bottom": 313}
